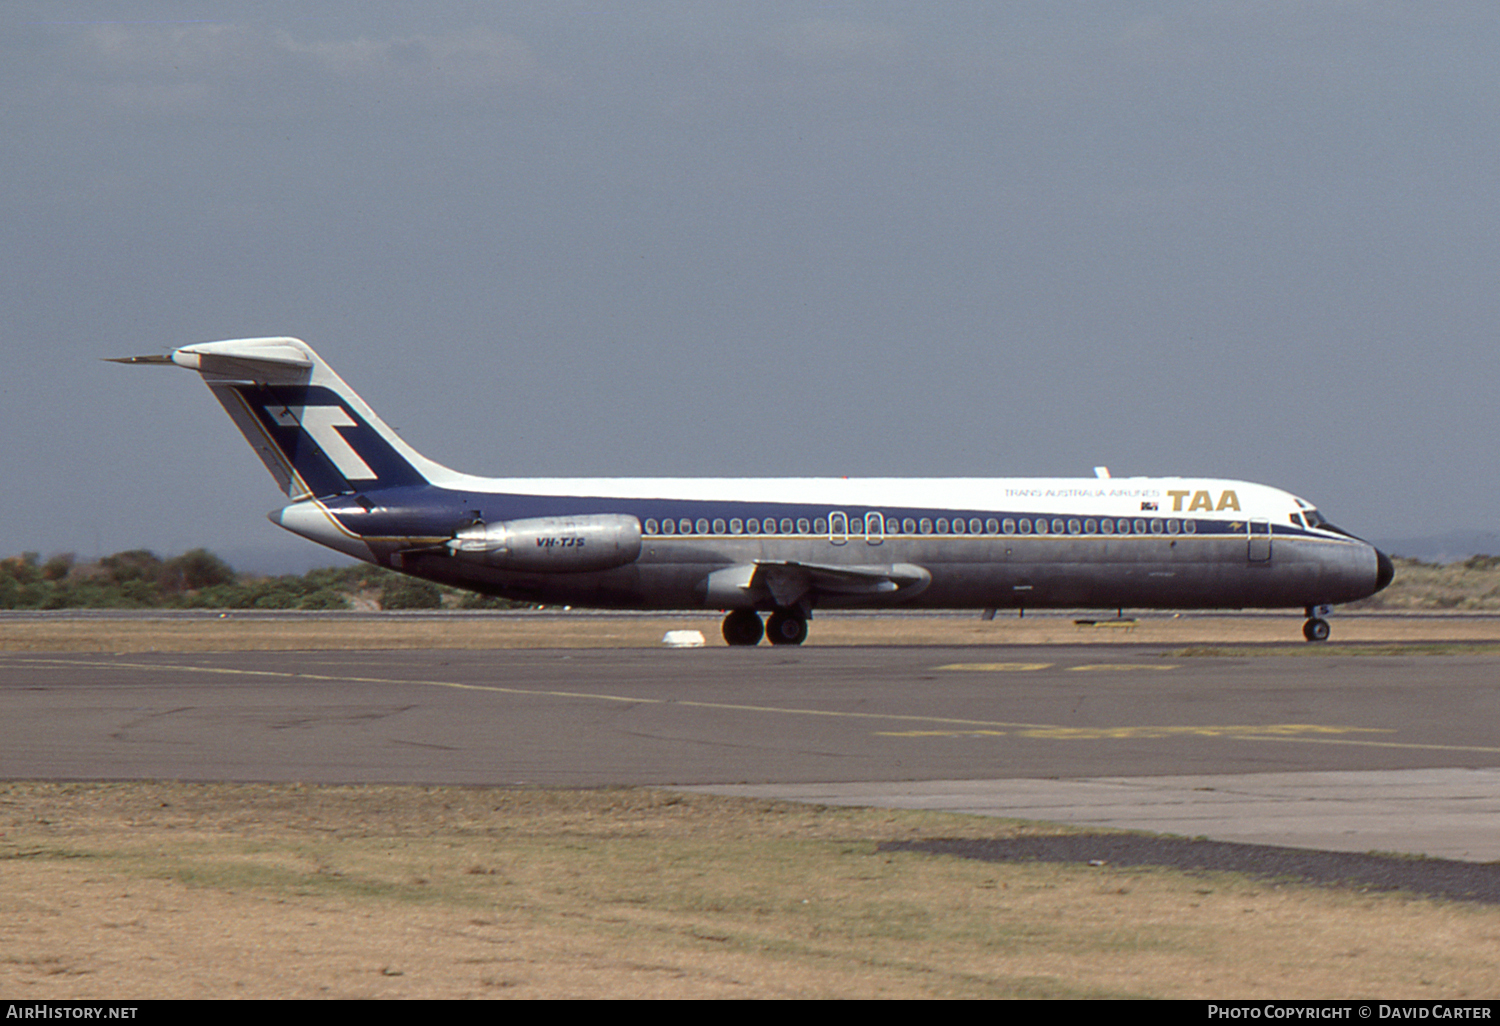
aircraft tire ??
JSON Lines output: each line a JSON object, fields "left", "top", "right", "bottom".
{"left": 766, "top": 611, "right": 808, "bottom": 646}
{"left": 722, "top": 610, "right": 765, "bottom": 646}
{"left": 1303, "top": 617, "right": 1331, "bottom": 643}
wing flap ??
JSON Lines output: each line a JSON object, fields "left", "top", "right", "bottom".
{"left": 702, "top": 560, "right": 931, "bottom": 610}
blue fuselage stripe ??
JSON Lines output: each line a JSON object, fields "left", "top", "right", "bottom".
{"left": 319, "top": 484, "right": 1327, "bottom": 543}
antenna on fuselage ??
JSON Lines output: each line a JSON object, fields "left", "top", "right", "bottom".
{"left": 1094, "top": 466, "right": 1111, "bottom": 479}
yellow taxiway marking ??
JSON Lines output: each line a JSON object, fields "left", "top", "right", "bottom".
{"left": 8, "top": 657, "right": 1061, "bottom": 732}
{"left": 937, "top": 662, "right": 1179, "bottom": 673}
{"left": 15, "top": 657, "right": 1500, "bottom": 756}
{"left": 877, "top": 724, "right": 1391, "bottom": 740}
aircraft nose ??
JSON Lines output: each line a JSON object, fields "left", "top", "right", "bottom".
{"left": 1374, "top": 548, "right": 1395, "bottom": 593}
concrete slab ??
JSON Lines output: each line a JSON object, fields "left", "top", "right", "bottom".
{"left": 679, "top": 768, "right": 1500, "bottom": 863}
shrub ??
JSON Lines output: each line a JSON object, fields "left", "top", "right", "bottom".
{"left": 379, "top": 576, "right": 442, "bottom": 610}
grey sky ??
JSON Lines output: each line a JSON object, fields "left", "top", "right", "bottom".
{"left": 4, "top": 2, "right": 1496, "bottom": 570}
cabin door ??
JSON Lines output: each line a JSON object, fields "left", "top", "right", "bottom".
{"left": 1247, "top": 519, "right": 1272, "bottom": 563}
{"left": 829, "top": 511, "right": 848, "bottom": 546}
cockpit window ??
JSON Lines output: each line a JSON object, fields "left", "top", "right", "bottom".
{"left": 1298, "top": 507, "right": 1354, "bottom": 536}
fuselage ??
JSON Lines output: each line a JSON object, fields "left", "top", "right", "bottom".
{"left": 277, "top": 474, "right": 1391, "bottom": 614}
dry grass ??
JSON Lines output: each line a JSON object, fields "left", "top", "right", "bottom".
{"left": 1353, "top": 557, "right": 1500, "bottom": 611}
{"left": 3, "top": 782, "right": 1498, "bottom": 999}
{"left": 4, "top": 611, "right": 1500, "bottom": 652}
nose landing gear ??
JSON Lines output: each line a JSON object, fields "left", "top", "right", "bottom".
{"left": 1303, "top": 605, "right": 1332, "bottom": 642}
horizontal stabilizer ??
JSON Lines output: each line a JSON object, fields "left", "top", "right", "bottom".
{"left": 105, "top": 354, "right": 176, "bottom": 366}
{"left": 110, "top": 338, "right": 314, "bottom": 384}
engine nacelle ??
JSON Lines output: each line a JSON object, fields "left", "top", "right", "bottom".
{"left": 447, "top": 514, "right": 642, "bottom": 573}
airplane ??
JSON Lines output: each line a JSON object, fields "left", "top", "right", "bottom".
{"left": 114, "top": 337, "right": 1394, "bottom": 645}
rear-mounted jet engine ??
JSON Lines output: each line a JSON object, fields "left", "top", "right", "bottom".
{"left": 447, "top": 514, "right": 642, "bottom": 573}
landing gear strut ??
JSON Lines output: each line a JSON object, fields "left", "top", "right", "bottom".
{"left": 1303, "top": 605, "right": 1332, "bottom": 643}
{"left": 766, "top": 610, "right": 809, "bottom": 646}
{"left": 721, "top": 610, "right": 765, "bottom": 646}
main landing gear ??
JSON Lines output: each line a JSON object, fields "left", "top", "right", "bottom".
{"left": 721, "top": 609, "right": 765, "bottom": 646}
{"left": 1303, "top": 605, "right": 1332, "bottom": 643}
{"left": 766, "top": 610, "right": 809, "bottom": 646}
{"left": 721, "top": 609, "right": 808, "bottom": 646}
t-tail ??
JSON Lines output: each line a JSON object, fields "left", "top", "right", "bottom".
{"left": 112, "top": 337, "right": 439, "bottom": 500}
{"left": 111, "top": 337, "right": 459, "bottom": 563}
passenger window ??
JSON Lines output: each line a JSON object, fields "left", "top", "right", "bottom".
{"left": 951, "top": 518, "right": 965, "bottom": 535}
{"left": 814, "top": 518, "right": 827, "bottom": 534}
{"left": 1166, "top": 519, "right": 1179, "bottom": 535}
{"left": 1133, "top": 519, "right": 1147, "bottom": 534}
{"left": 1150, "top": 519, "right": 1163, "bottom": 534}
{"left": 644, "top": 519, "right": 659, "bottom": 535}
{"left": 695, "top": 518, "right": 709, "bottom": 535}
{"left": 985, "top": 518, "right": 1000, "bottom": 534}
{"left": 935, "top": 518, "right": 949, "bottom": 534}
{"left": 712, "top": 519, "right": 726, "bottom": 534}
{"left": 1052, "top": 519, "right": 1065, "bottom": 534}
{"left": 679, "top": 518, "right": 693, "bottom": 535}
{"left": 919, "top": 518, "right": 934, "bottom": 534}
{"left": 903, "top": 518, "right": 917, "bottom": 534}
{"left": 1184, "top": 520, "right": 1197, "bottom": 534}
{"left": 1019, "top": 518, "right": 1032, "bottom": 534}
{"left": 661, "top": 519, "right": 675, "bottom": 535}
{"left": 1067, "top": 519, "right": 1081, "bottom": 534}
{"left": 780, "top": 518, "right": 794, "bottom": 534}
{"left": 796, "top": 518, "right": 811, "bottom": 534}
{"left": 729, "top": 519, "right": 743, "bottom": 535}
{"left": 746, "top": 518, "right": 760, "bottom": 534}
{"left": 1034, "top": 519, "right": 1048, "bottom": 535}
{"left": 1100, "top": 518, "right": 1113, "bottom": 535}
{"left": 1002, "top": 518, "right": 1016, "bottom": 535}
{"left": 1084, "top": 519, "right": 1097, "bottom": 534}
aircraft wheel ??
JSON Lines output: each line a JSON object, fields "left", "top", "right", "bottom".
{"left": 722, "top": 610, "right": 764, "bottom": 646}
{"left": 1303, "top": 617, "right": 1331, "bottom": 643}
{"left": 766, "top": 610, "right": 808, "bottom": 646}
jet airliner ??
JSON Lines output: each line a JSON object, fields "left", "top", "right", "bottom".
{"left": 116, "top": 337, "right": 1393, "bottom": 644}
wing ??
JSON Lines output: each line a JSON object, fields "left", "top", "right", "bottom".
{"left": 702, "top": 560, "right": 931, "bottom": 611}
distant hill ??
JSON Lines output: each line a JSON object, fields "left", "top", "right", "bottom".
{"left": 1371, "top": 529, "right": 1500, "bottom": 564}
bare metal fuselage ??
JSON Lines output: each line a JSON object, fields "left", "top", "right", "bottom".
{"left": 384, "top": 521, "right": 1383, "bottom": 613}
{"left": 121, "top": 337, "right": 1394, "bottom": 642}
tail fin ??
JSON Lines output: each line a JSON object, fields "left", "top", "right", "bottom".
{"left": 114, "top": 337, "right": 436, "bottom": 499}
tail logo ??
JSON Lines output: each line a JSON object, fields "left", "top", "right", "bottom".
{"left": 265, "top": 404, "right": 377, "bottom": 482}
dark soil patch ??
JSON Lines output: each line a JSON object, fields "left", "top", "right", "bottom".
{"left": 881, "top": 835, "right": 1500, "bottom": 905}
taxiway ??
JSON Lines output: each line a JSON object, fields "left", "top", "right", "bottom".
{"left": 3, "top": 644, "right": 1497, "bottom": 860}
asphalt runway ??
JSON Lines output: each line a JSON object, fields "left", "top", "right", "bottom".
{"left": 3, "top": 645, "right": 1498, "bottom": 860}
